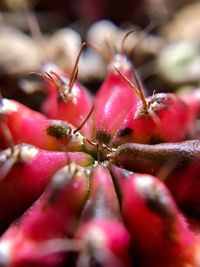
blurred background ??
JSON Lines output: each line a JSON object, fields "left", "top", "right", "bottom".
{"left": 0, "top": 0, "right": 200, "bottom": 109}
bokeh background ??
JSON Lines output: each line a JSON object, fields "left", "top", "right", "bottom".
{"left": 0, "top": 0, "right": 200, "bottom": 109}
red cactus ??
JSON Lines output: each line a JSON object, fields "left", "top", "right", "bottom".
{"left": 110, "top": 165, "right": 200, "bottom": 267}
{"left": 0, "top": 164, "right": 89, "bottom": 267}
{"left": 74, "top": 164, "right": 132, "bottom": 267}
{"left": 94, "top": 54, "right": 140, "bottom": 144}
{"left": 0, "top": 144, "right": 93, "bottom": 231}
{"left": 110, "top": 140, "right": 200, "bottom": 216}
{"left": 1, "top": 32, "right": 200, "bottom": 267}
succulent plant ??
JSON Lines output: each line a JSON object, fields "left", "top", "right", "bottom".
{"left": 0, "top": 38, "right": 200, "bottom": 267}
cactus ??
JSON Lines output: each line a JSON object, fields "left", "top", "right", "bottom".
{"left": 1, "top": 37, "right": 200, "bottom": 267}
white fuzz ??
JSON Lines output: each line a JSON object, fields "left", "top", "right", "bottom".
{"left": 0, "top": 99, "right": 18, "bottom": 115}
{"left": 71, "top": 131, "right": 84, "bottom": 146}
{"left": 18, "top": 144, "right": 39, "bottom": 162}
{"left": 0, "top": 144, "right": 38, "bottom": 164}
{"left": 0, "top": 241, "right": 12, "bottom": 266}
{"left": 42, "top": 62, "right": 61, "bottom": 74}
{"left": 59, "top": 76, "right": 80, "bottom": 104}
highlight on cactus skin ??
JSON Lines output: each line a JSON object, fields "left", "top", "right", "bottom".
{"left": 1, "top": 28, "right": 200, "bottom": 267}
